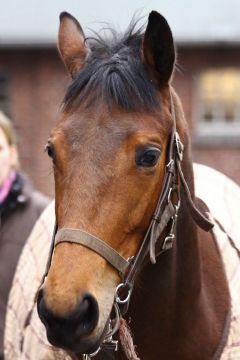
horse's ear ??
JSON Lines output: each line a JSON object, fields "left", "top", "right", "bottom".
{"left": 58, "top": 12, "right": 89, "bottom": 77}
{"left": 143, "top": 11, "right": 175, "bottom": 86}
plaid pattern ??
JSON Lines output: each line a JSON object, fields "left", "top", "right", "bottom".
{"left": 194, "top": 164, "right": 240, "bottom": 359}
{"left": 4, "top": 164, "right": 240, "bottom": 359}
{"left": 4, "top": 202, "right": 71, "bottom": 360}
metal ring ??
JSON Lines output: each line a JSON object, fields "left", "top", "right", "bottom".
{"left": 106, "top": 303, "right": 121, "bottom": 338}
{"left": 83, "top": 345, "right": 101, "bottom": 358}
{"left": 166, "top": 158, "right": 174, "bottom": 168}
{"left": 167, "top": 187, "right": 173, "bottom": 203}
{"left": 115, "top": 283, "right": 131, "bottom": 305}
{"left": 127, "top": 256, "right": 135, "bottom": 264}
{"left": 175, "top": 199, "right": 181, "bottom": 212}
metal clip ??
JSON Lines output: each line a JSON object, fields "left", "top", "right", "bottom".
{"left": 102, "top": 339, "right": 118, "bottom": 352}
{"left": 82, "top": 346, "right": 101, "bottom": 359}
{"left": 82, "top": 339, "right": 118, "bottom": 359}
{"left": 82, "top": 304, "right": 120, "bottom": 359}
{"left": 101, "top": 319, "right": 119, "bottom": 353}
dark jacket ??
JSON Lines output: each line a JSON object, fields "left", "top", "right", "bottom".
{"left": 0, "top": 173, "right": 50, "bottom": 357}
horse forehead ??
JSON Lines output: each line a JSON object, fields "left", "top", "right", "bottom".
{"left": 59, "top": 110, "right": 168, "bottom": 151}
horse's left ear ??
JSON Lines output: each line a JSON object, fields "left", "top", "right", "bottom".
{"left": 143, "top": 11, "right": 175, "bottom": 86}
{"left": 58, "top": 12, "right": 89, "bottom": 77}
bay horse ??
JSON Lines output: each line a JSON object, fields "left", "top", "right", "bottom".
{"left": 37, "top": 11, "right": 233, "bottom": 360}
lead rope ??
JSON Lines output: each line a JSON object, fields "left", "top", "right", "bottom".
{"left": 82, "top": 303, "right": 139, "bottom": 359}
{"left": 119, "top": 318, "right": 140, "bottom": 360}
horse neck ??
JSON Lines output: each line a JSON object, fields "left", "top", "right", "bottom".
{"left": 159, "top": 147, "right": 203, "bottom": 303}
{"left": 126, "top": 143, "right": 230, "bottom": 360}
{"left": 128, "top": 145, "right": 203, "bottom": 320}
{"left": 175, "top": 142, "right": 202, "bottom": 294}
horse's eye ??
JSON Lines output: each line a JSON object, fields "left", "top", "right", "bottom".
{"left": 135, "top": 147, "right": 161, "bottom": 168}
{"left": 45, "top": 143, "right": 55, "bottom": 162}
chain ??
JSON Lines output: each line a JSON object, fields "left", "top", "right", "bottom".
{"left": 82, "top": 303, "right": 120, "bottom": 359}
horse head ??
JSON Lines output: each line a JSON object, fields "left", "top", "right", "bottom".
{"left": 37, "top": 10, "right": 186, "bottom": 356}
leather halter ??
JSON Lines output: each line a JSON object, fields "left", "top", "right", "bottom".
{"left": 48, "top": 93, "right": 213, "bottom": 280}
{"left": 41, "top": 92, "right": 214, "bottom": 357}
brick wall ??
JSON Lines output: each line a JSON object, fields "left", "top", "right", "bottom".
{"left": 0, "top": 48, "right": 68, "bottom": 196}
{"left": 0, "top": 45, "right": 239, "bottom": 197}
{"left": 174, "top": 45, "right": 240, "bottom": 186}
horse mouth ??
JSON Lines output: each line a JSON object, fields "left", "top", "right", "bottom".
{"left": 42, "top": 312, "right": 110, "bottom": 355}
{"left": 37, "top": 288, "right": 113, "bottom": 355}
{"left": 47, "top": 330, "right": 102, "bottom": 355}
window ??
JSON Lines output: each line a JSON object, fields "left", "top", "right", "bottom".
{"left": 194, "top": 68, "right": 240, "bottom": 146}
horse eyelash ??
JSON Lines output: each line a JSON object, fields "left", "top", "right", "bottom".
{"left": 44, "top": 143, "right": 56, "bottom": 163}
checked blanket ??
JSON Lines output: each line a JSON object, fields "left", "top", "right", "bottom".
{"left": 4, "top": 164, "right": 240, "bottom": 359}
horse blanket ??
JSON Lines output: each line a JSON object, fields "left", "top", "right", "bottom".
{"left": 4, "top": 164, "right": 240, "bottom": 359}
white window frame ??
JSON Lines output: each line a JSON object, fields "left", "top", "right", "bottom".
{"left": 193, "top": 68, "right": 240, "bottom": 147}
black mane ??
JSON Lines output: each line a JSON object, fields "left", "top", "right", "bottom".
{"left": 64, "top": 20, "right": 160, "bottom": 112}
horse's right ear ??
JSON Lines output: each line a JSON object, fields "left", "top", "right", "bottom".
{"left": 58, "top": 12, "right": 89, "bottom": 77}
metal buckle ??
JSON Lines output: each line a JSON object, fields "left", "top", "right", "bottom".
{"left": 166, "top": 158, "right": 175, "bottom": 174}
{"left": 82, "top": 305, "right": 120, "bottom": 359}
{"left": 162, "top": 204, "right": 179, "bottom": 252}
{"left": 168, "top": 187, "right": 181, "bottom": 210}
{"left": 175, "top": 132, "right": 184, "bottom": 161}
{"left": 82, "top": 341, "right": 118, "bottom": 359}
{"left": 167, "top": 187, "right": 173, "bottom": 203}
{"left": 83, "top": 346, "right": 101, "bottom": 359}
{"left": 82, "top": 338, "right": 118, "bottom": 360}
{"left": 102, "top": 339, "right": 118, "bottom": 352}
{"left": 162, "top": 233, "right": 175, "bottom": 250}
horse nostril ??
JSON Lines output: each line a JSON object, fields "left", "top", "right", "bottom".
{"left": 37, "top": 289, "right": 56, "bottom": 328}
{"left": 37, "top": 289, "right": 99, "bottom": 339}
{"left": 75, "top": 294, "right": 99, "bottom": 337}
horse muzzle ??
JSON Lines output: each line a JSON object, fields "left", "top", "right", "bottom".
{"left": 37, "top": 288, "right": 103, "bottom": 354}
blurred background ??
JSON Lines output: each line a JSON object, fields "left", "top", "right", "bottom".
{"left": 0, "top": 0, "right": 239, "bottom": 196}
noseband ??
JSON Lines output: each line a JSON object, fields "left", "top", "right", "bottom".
{"left": 41, "top": 92, "right": 214, "bottom": 359}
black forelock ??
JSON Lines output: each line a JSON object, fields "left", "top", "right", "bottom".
{"left": 63, "top": 19, "right": 160, "bottom": 112}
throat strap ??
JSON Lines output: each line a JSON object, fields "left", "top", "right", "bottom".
{"left": 55, "top": 228, "right": 130, "bottom": 277}
{"left": 176, "top": 159, "right": 214, "bottom": 231}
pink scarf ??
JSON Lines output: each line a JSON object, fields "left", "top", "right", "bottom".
{"left": 0, "top": 171, "right": 16, "bottom": 204}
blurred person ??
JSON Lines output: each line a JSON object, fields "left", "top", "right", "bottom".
{"left": 0, "top": 111, "right": 50, "bottom": 359}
